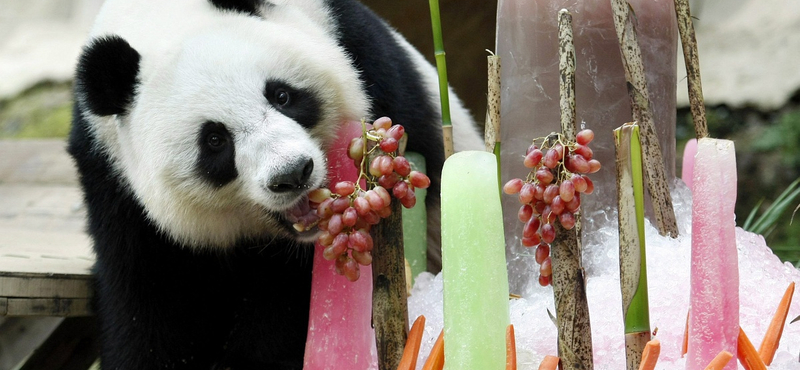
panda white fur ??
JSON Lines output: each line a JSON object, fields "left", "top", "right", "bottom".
{"left": 69, "top": 0, "right": 482, "bottom": 368}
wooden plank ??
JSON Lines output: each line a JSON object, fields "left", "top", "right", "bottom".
{"left": 5, "top": 298, "right": 92, "bottom": 317}
{"left": 0, "top": 276, "right": 92, "bottom": 299}
{"left": 0, "top": 297, "right": 7, "bottom": 315}
{"left": 19, "top": 316, "right": 99, "bottom": 370}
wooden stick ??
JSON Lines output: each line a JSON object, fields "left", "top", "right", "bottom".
{"left": 637, "top": 340, "right": 660, "bottom": 370}
{"left": 506, "top": 324, "right": 517, "bottom": 370}
{"left": 704, "top": 351, "right": 734, "bottom": 370}
{"left": 537, "top": 355, "right": 560, "bottom": 370}
{"left": 487, "top": 53, "right": 502, "bottom": 186}
{"left": 558, "top": 10, "right": 577, "bottom": 140}
{"left": 758, "top": 282, "right": 795, "bottom": 365}
{"left": 486, "top": 53, "right": 501, "bottom": 153}
{"left": 609, "top": 0, "right": 679, "bottom": 238}
{"left": 673, "top": 0, "right": 708, "bottom": 139}
{"left": 397, "top": 315, "right": 426, "bottom": 370}
{"left": 738, "top": 327, "right": 767, "bottom": 370}
{"left": 372, "top": 198, "right": 409, "bottom": 370}
{"left": 421, "top": 330, "right": 445, "bottom": 370}
{"left": 551, "top": 10, "right": 594, "bottom": 370}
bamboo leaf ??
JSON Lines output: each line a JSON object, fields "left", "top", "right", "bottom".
{"left": 742, "top": 198, "right": 765, "bottom": 231}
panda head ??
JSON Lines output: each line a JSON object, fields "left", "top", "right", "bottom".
{"left": 75, "top": 18, "right": 369, "bottom": 249}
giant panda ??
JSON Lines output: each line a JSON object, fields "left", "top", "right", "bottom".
{"left": 69, "top": 0, "right": 482, "bottom": 368}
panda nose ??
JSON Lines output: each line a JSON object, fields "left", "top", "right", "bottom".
{"left": 268, "top": 157, "right": 314, "bottom": 193}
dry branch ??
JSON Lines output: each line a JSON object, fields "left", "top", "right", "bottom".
{"left": 609, "top": 0, "right": 678, "bottom": 238}
{"left": 551, "top": 10, "right": 594, "bottom": 370}
{"left": 372, "top": 199, "right": 409, "bottom": 370}
{"left": 674, "top": 0, "right": 708, "bottom": 139}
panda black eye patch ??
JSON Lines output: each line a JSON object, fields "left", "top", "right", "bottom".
{"left": 265, "top": 81, "right": 321, "bottom": 130}
{"left": 197, "top": 121, "right": 238, "bottom": 187}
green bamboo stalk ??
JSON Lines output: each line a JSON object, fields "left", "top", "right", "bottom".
{"left": 614, "top": 123, "right": 651, "bottom": 370}
{"left": 428, "top": 0, "right": 454, "bottom": 159}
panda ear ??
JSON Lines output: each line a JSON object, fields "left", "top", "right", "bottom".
{"left": 75, "top": 35, "right": 141, "bottom": 117}
{"left": 208, "top": 0, "right": 265, "bottom": 16}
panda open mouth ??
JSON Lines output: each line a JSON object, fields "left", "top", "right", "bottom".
{"left": 281, "top": 195, "right": 321, "bottom": 240}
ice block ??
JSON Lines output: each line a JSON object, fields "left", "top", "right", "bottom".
{"left": 441, "top": 151, "right": 509, "bottom": 370}
{"left": 496, "top": 0, "right": 678, "bottom": 290}
{"left": 303, "top": 121, "right": 377, "bottom": 369}
{"left": 687, "top": 138, "right": 738, "bottom": 370}
{"left": 681, "top": 138, "right": 698, "bottom": 191}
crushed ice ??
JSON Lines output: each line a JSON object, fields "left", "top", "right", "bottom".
{"left": 408, "top": 180, "right": 800, "bottom": 369}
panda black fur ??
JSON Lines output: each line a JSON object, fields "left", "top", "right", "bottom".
{"left": 69, "top": 0, "right": 482, "bottom": 368}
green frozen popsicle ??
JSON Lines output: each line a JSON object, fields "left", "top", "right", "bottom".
{"left": 402, "top": 152, "right": 427, "bottom": 279}
{"left": 441, "top": 151, "right": 509, "bottom": 370}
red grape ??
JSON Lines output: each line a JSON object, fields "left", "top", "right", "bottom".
{"left": 584, "top": 176, "right": 595, "bottom": 194}
{"left": 333, "top": 181, "right": 356, "bottom": 197}
{"left": 393, "top": 156, "right": 411, "bottom": 177}
{"left": 534, "top": 243, "right": 550, "bottom": 264}
{"left": 576, "top": 129, "right": 594, "bottom": 145}
{"left": 408, "top": 171, "right": 430, "bottom": 189}
{"left": 541, "top": 223, "right": 555, "bottom": 243}
{"left": 386, "top": 124, "right": 405, "bottom": 141}
{"left": 373, "top": 116, "right": 392, "bottom": 130}
{"left": 540, "top": 257, "right": 552, "bottom": 276}
{"left": 560, "top": 212, "right": 576, "bottom": 230}
{"left": 380, "top": 137, "right": 399, "bottom": 153}
{"left": 588, "top": 159, "right": 601, "bottom": 174}
{"left": 518, "top": 204, "right": 534, "bottom": 223}
{"left": 559, "top": 180, "right": 575, "bottom": 202}
{"left": 503, "top": 178, "right": 524, "bottom": 195}
{"left": 524, "top": 149, "right": 543, "bottom": 168}
{"left": 538, "top": 274, "right": 552, "bottom": 287}
{"left": 536, "top": 168, "right": 554, "bottom": 185}
{"left": 519, "top": 183, "right": 535, "bottom": 204}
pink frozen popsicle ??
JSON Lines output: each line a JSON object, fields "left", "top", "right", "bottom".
{"left": 303, "top": 121, "right": 377, "bottom": 369}
{"left": 686, "top": 138, "right": 738, "bottom": 370}
{"left": 681, "top": 138, "right": 698, "bottom": 191}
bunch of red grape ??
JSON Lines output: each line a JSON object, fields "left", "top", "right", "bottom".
{"left": 503, "top": 129, "right": 600, "bottom": 286}
{"left": 300, "top": 117, "right": 430, "bottom": 281}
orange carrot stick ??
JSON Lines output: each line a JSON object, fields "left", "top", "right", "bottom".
{"left": 682, "top": 310, "right": 689, "bottom": 357}
{"left": 506, "top": 324, "right": 517, "bottom": 370}
{"left": 738, "top": 327, "right": 767, "bottom": 370}
{"left": 397, "top": 315, "right": 426, "bottom": 370}
{"left": 758, "top": 281, "right": 795, "bottom": 365}
{"left": 537, "top": 355, "right": 560, "bottom": 370}
{"left": 637, "top": 339, "right": 661, "bottom": 370}
{"left": 704, "top": 350, "right": 734, "bottom": 370}
{"left": 421, "top": 329, "right": 444, "bottom": 370}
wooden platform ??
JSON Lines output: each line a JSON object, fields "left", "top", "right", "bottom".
{"left": 0, "top": 139, "right": 93, "bottom": 317}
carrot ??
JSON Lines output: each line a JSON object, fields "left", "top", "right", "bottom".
{"left": 738, "top": 327, "right": 767, "bottom": 370}
{"left": 704, "top": 350, "right": 733, "bottom": 370}
{"left": 506, "top": 324, "right": 517, "bottom": 370}
{"left": 537, "top": 355, "right": 560, "bottom": 370}
{"left": 682, "top": 310, "right": 689, "bottom": 357}
{"left": 421, "top": 329, "right": 444, "bottom": 370}
{"left": 637, "top": 339, "right": 661, "bottom": 370}
{"left": 758, "top": 281, "right": 795, "bottom": 365}
{"left": 397, "top": 315, "right": 426, "bottom": 370}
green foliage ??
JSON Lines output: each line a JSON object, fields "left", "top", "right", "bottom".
{"left": 753, "top": 111, "right": 800, "bottom": 167}
{"left": 0, "top": 81, "right": 72, "bottom": 139}
{"left": 742, "top": 178, "right": 800, "bottom": 236}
